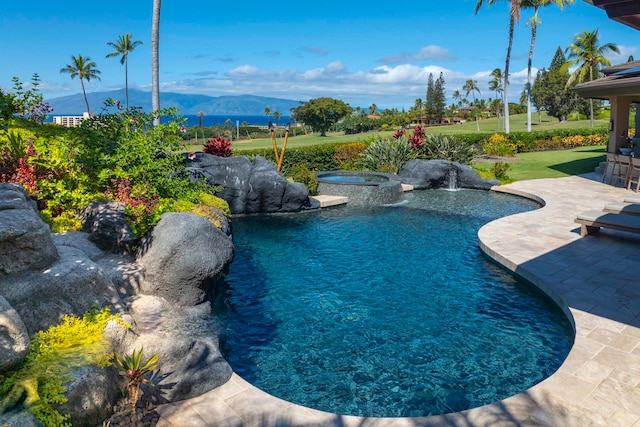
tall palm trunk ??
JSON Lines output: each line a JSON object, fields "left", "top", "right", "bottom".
{"left": 124, "top": 53, "right": 129, "bottom": 110}
{"left": 504, "top": 15, "right": 515, "bottom": 134}
{"left": 152, "top": 0, "right": 161, "bottom": 125}
{"left": 526, "top": 6, "right": 539, "bottom": 133}
{"left": 80, "top": 79, "right": 90, "bottom": 115}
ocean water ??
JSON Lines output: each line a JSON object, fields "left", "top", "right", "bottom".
{"left": 46, "top": 113, "right": 291, "bottom": 128}
{"left": 181, "top": 114, "right": 292, "bottom": 127}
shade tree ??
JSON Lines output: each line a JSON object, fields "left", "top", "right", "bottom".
{"left": 291, "top": 97, "right": 353, "bottom": 136}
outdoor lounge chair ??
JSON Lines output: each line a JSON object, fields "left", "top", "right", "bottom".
{"left": 603, "top": 202, "right": 640, "bottom": 216}
{"left": 575, "top": 210, "right": 640, "bottom": 236}
{"left": 624, "top": 195, "right": 640, "bottom": 204}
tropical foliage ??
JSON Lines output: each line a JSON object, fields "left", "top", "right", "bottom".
{"left": 0, "top": 102, "right": 228, "bottom": 237}
{"left": 420, "top": 134, "right": 479, "bottom": 164}
{"left": 113, "top": 348, "right": 159, "bottom": 411}
{"left": 564, "top": 29, "right": 620, "bottom": 127}
{"left": 0, "top": 307, "right": 128, "bottom": 427}
{"left": 203, "top": 135, "right": 232, "bottom": 157}
{"left": 358, "top": 135, "right": 417, "bottom": 174}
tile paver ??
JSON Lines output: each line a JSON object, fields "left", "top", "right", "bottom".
{"left": 157, "top": 173, "right": 640, "bottom": 427}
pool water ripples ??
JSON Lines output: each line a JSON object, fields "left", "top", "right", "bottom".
{"left": 214, "top": 189, "right": 574, "bottom": 417}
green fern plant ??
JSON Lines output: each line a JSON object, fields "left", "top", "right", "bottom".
{"left": 113, "top": 348, "right": 159, "bottom": 411}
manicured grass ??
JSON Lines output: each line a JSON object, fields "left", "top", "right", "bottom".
{"left": 182, "top": 112, "right": 609, "bottom": 182}
{"left": 181, "top": 112, "right": 608, "bottom": 152}
{"left": 473, "top": 145, "right": 607, "bottom": 181}
{"left": 427, "top": 112, "right": 607, "bottom": 135}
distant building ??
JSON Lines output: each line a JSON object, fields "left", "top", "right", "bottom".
{"left": 53, "top": 112, "right": 91, "bottom": 127}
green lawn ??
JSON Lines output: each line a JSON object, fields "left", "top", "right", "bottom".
{"left": 184, "top": 112, "right": 609, "bottom": 182}
{"left": 473, "top": 145, "right": 607, "bottom": 181}
{"left": 182, "top": 112, "right": 608, "bottom": 152}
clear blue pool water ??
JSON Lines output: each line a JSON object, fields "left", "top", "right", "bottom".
{"left": 215, "top": 189, "right": 574, "bottom": 418}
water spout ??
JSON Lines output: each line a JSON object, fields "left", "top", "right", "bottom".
{"left": 445, "top": 168, "right": 458, "bottom": 191}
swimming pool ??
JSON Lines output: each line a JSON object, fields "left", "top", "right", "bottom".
{"left": 214, "top": 189, "right": 574, "bottom": 417}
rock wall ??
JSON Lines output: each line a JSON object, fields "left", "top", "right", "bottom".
{"left": 0, "top": 188, "right": 235, "bottom": 426}
{"left": 399, "top": 159, "right": 500, "bottom": 190}
{"left": 184, "top": 153, "right": 319, "bottom": 214}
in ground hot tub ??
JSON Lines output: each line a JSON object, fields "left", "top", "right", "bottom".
{"left": 316, "top": 171, "right": 404, "bottom": 205}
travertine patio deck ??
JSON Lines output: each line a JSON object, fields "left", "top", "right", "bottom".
{"left": 156, "top": 173, "right": 640, "bottom": 427}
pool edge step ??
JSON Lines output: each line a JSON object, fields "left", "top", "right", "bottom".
{"left": 312, "top": 195, "right": 348, "bottom": 207}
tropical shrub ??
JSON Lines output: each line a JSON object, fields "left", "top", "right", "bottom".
{"left": 0, "top": 130, "right": 38, "bottom": 192}
{"left": 358, "top": 136, "right": 416, "bottom": 174}
{"left": 0, "top": 102, "right": 229, "bottom": 236}
{"left": 0, "top": 307, "right": 128, "bottom": 427}
{"left": 333, "top": 142, "right": 367, "bottom": 170}
{"left": 491, "top": 161, "right": 511, "bottom": 180}
{"left": 245, "top": 142, "right": 345, "bottom": 171}
{"left": 113, "top": 348, "right": 159, "bottom": 411}
{"left": 481, "top": 133, "right": 516, "bottom": 157}
{"left": 288, "top": 163, "right": 318, "bottom": 194}
{"left": 203, "top": 135, "right": 232, "bottom": 157}
{"left": 170, "top": 191, "right": 231, "bottom": 230}
{"left": 408, "top": 125, "right": 425, "bottom": 149}
{"left": 420, "top": 134, "right": 479, "bottom": 164}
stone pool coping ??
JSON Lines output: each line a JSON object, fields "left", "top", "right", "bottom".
{"left": 156, "top": 174, "right": 640, "bottom": 427}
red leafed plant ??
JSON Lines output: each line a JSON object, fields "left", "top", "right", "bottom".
{"left": 409, "top": 125, "right": 425, "bottom": 149}
{"left": 203, "top": 136, "right": 232, "bottom": 157}
{"left": 105, "top": 179, "right": 159, "bottom": 220}
{"left": 0, "top": 135, "right": 39, "bottom": 193}
{"left": 392, "top": 129, "right": 404, "bottom": 140}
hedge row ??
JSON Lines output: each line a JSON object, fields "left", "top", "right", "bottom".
{"left": 235, "top": 126, "right": 609, "bottom": 173}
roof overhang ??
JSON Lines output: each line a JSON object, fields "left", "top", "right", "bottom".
{"left": 573, "top": 77, "right": 640, "bottom": 102}
{"left": 586, "top": 0, "right": 640, "bottom": 30}
{"left": 573, "top": 61, "right": 640, "bottom": 101}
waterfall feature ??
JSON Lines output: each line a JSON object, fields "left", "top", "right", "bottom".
{"left": 446, "top": 168, "right": 458, "bottom": 191}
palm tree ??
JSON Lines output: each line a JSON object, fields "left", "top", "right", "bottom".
{"left": 263, "top": 107, "right": 272, "bottom": 120}
{"left": 197, "top": 111, "right": 205, "bottom": 127}
{"left": 414, "top": 98, "right": 424, "bottom": 122}
{"left": 106, "top": 34, "right": 143, "bottom": 110}
{"left": 452, "top": 90, "right": 462, "bottom": 108}
{"left": 369, "top": 103, "right": 377, "bottom": 115}
{"left": 523, "top": 0, "right": 574, "bottom": 132}
{"left": 60, "top": 55, "right": 101, "bottom": 115}
{"left": 488, "top": 68, "right": 504, "bottom": 130}
{"left": 273, "top": 111, "right": 281, "bottom": 123}
{"left": 463, "top": 79, "right": 481, "bottom": 131}
{"left": 476, "top": 0, "right": 525, "bottom": 134}
{"left": 565, "top": 29, "right": 619, "bottom": 127}
{"left": 151, "top": 0, "right": 161, "bottom": 125}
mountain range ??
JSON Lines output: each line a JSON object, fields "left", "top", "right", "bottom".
{"left": 45, "top": 89, "right": 301, "bottom": 116}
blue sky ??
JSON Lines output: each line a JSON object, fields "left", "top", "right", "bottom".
{"left": 1, "top": 0, "right": 638, "bottom": 110}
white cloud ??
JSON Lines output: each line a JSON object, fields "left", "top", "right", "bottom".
{"left": 57, "top": 61, "right": 534, "bottom": 109}
{"left": 381, "top": 45, "right": 456, "bottom": 64}
{"left": 226, "top": 65, "right": 261, "bottom": 76}
{"left": 607, "top": 44, "right": 640, "bottom": 64}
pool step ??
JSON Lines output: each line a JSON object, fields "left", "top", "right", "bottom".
{"left": 312, "top": 194, "right": 348, "bottom": 207}
{"left": 401, "top": 183, "right": 414, "bottom": 192}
